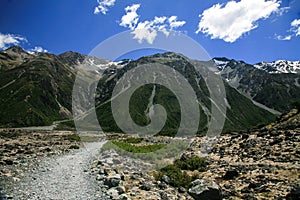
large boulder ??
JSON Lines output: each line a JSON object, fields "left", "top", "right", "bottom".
{"left": 188, "top": 179, "right": 222, "bottom": 200}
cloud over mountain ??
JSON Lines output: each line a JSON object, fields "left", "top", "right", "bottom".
{"left": 119, "top": 4, "right": 186, "bottom": 44}
{"left": 0, "top": 33, "right": 27, "bottom": 49}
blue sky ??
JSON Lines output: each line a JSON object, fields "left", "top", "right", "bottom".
{"left": 0, "top": 0, "right": 299, "bottom": 63}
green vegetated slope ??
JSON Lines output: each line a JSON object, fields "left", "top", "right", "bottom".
{"left": 94, "top": 53, "right": 276, "bottom": 136}
{"left": 0, "top": 47, "right": 75, "bottom": 127}
{"left": 0, "top": 47, "right": 281, "bottom": 131}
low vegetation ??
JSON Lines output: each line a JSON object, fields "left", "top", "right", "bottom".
{"left": 62, "top": 134, "right": 81, "bottom": 141}
{"left": 111, "top": 141, "right": 165, "bottom": 154}
{"left": 173, "top": 156, "right": 207, "bottom": 171}
{"left": 101, "top": 138, "right": 189, "bottom": 167}
{"left": 154, "top": 156, "right": 207, "bottom": 188}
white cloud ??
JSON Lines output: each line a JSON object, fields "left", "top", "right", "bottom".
{"left": 275, "top": 35, "right": 292, "bottom": 41}
{"left": 291, "top": 19, "right": 300, "bottom": 27}
{"left": 196, "top": 0, "right": 281, "bottom": 42}
{"left": 119, "top": 4, "right": 140, "bottom": 30}
{"left": 0, "top": 33, "right": 27, "bottom": 49}
{"left": 132, "top": 21, "right": 158, "bottom": 44}
{"left": 94, "top": 0, "right": 116, "bottom": 15}
{"left": 276, "top": 6, "right": 290, "bottom": 16}
{"left": 277, "top": 18, "right": 300, "bottom": 40}
{"left": 291, "top": 19, "right": 300, "bottom": 36}
{"left": 119, "top": 4, "right": 186, "bottom": 44}
{"left": 168, "top": 16, "right": 186, "bottom": 29}
{"left": 30, "top": 46, "right": 48, "bottom": 53}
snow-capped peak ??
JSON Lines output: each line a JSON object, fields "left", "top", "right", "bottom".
{"left": 254, "top": 60, "right": 300, "bottom": 74}
{"left": 213, "top": 58, "right": 230, "bottom": 71}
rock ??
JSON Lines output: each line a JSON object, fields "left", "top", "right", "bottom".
{"left": 286, "top": 184, "right": 300, "bottom": 200}
{"left": 96, "top": 174, "right": 104, "bottom": 181}
{"left": 158, "top": 182, "right": 168, "bottom": 190}
{"left": 161, "top": 175, "right": 171, "bottom": 184}
{"left": 104, "top": 174, "right": 121, "bottom": 188}
{"left": 139, "top": 181, "right": 151, "bottom": 191}
{"left": 118, "top": 194, "right": 130, "bottom": 200}
{"left": 3, "top": 159, "right": 14, "bottom": 165}
{"left": 178, "top": 187, "right": 186, "bottom": 193}
{"left": 113, "top": 158, "right": 122, "bottom": 164}
{"left": 188, "top": 179, "right": 222, "bottom": 200}
{"left": 116, "top": 186, "right": 126, "bottom": 194}
{"left": 107, "top": 188, "right": 119, "bottom": 199}
{"left": 222, "top": 170, "right": 239, "bottom": 180}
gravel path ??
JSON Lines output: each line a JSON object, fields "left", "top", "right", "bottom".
{"left": 6, "top": 141, "right": 106, "bottom": 200}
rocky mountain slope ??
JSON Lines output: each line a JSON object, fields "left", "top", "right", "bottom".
{"left": 254, "top": 60, "right": 300, "bottom": 74}
{"left": 212, "top": 57, "right": 300, "bottom": 113}
{"left": 93, "top": 52, "right": 276, "bottom": 136}
{"left": 0, "top": 47, "right": 113, "bottom": 128}
{"left": 1, "top": 46, "right": 299, "bottom": 134}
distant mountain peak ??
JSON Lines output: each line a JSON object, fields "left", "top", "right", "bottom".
{"left": 254, "top": 60, "right": 300, "bottom": 74}
{"left": 213, "top": 57, "right": 300, "bottom": 74}
{"left": 5, "top": 45, "right": 27, "bottom": 54}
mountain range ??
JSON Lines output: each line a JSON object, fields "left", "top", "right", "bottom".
{"left": 0, "top": 46, "right": 299, "bottom": 135}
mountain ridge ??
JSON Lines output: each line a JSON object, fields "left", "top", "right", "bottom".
{"left": 1, "top": 46, "right": 299, "bottom": 133}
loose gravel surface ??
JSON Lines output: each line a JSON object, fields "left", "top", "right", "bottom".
{"left": 3, "top": 141, "right": 106, "bottom": 200}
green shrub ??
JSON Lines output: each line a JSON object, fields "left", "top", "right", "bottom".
{"left": 155, "top": 165, "right": 198, "bottom": 188}
{"left": 154, "top": 156, "right": 206, "bottom": 188}
{"left": 63, "top": 134, "right": 81, "bottom": 141}
{"left": 174, "top": 157, "right": 207, "bottom": 171}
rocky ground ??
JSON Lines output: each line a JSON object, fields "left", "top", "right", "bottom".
{"left": 0, "top": 130, "right": 100, "bottom": 199}
{"left": 91, "top": 109, "right": 300, "bottom": 200}
{"left": 1, "top": 109, "right": 299, "bottom": 199}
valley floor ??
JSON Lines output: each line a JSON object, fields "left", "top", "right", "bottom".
{"left": 0, "top": 109, "right": 299, "bottom": 200}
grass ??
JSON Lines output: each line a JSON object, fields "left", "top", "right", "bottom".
{"left": 101, "top": 138, "right": 189, "bottom": 167}
{"left": 63, "top": 134, "right": 81, "bottom": 141}
{"left": 111, "top": 141, "right": 166, "bottom": 153}
{"left": 54, "top": 120, "right": 75, "bottom": 131}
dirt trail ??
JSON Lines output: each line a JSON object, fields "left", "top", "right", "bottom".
{"left": 6, "top": 141, "right": 107, "bottom": 200}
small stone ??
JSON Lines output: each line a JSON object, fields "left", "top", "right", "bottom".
{"left": 118, "top": 194, "right": 130, "bottom": 200}
{"left": 223, "top": 170, "right": 239, "bottom": 180}
{"left": 162, "top": 175, "right": 171, "bottom": 184}
{"left": 107, "top": 188, "right": 119, "bottom": 199}
{"left": 139, "top": 182, "right": 151, "bottom": 191}
{"left": 178, "top": 187, "right": 186, "bottom": 193}
{"left": 116, "top": 186, "right": 126, "bottom": 194}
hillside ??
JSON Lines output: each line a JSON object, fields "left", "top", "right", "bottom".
{"left": 93, "top": 52, "right": 276, "bottom": 136}
{"left": 1, "top": 47, "right": 299, "bottom": 135}
{"left": 212, "top": 57, "right": 300, "bottom": 113}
